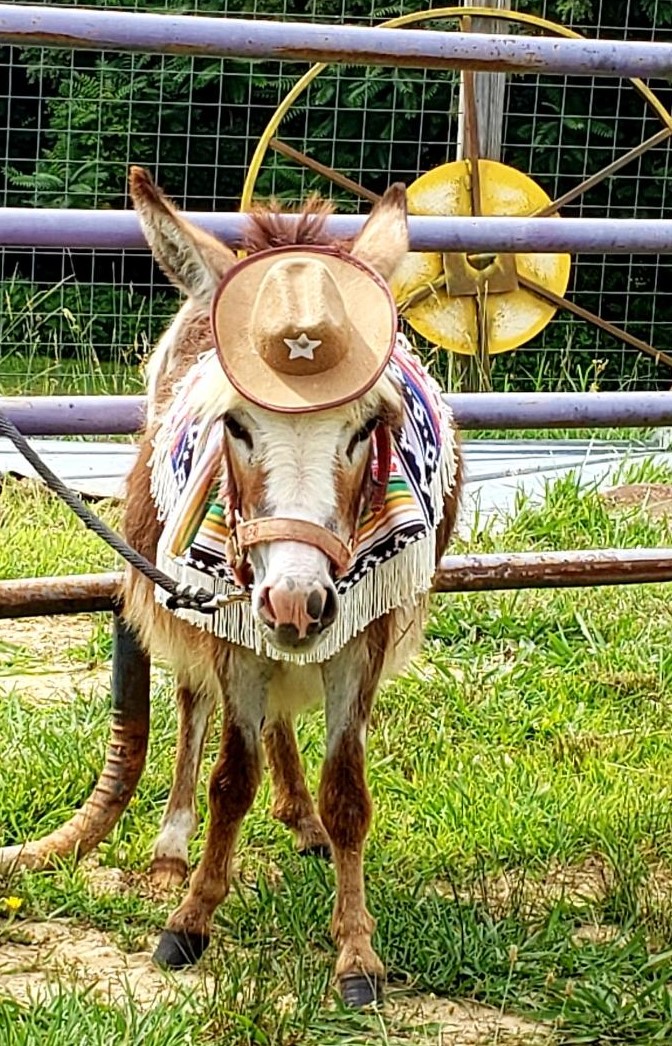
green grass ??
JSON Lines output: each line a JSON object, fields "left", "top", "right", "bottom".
{"left": 0, "top": 276, "right": 146, "bottom": 396}
{"left": 0, "top": 353, "right": 143, "bottom": 397}
{"left": 3, "top": 461, "right": 672, "bottom": 1042}
{"left": 0, "top": 993, "right": 207, "bottom": 1046}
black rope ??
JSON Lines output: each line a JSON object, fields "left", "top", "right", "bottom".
{"left": 0, "top": 411, "right": 240, "bottom": 614}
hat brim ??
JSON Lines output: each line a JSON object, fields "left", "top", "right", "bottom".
{"left": 211, "top": 246, "right": 397, "bottom": 413}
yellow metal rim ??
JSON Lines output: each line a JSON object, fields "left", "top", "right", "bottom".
{"left": 392, "top": 159, "right": 572, "bottom": 355}
{"left": 241, "top": 6, "right": 672, "bottom": 212}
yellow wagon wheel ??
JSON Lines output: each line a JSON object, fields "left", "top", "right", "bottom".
{"left": 241, "top": 6, "right": 672, "bottom": 377}
{"left": 391, "top": 159, "right": 571, "bottom": 357}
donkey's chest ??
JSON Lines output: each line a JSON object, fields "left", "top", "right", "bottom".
{"left": 266, "top": 662, "right": 325, "bottom": 718}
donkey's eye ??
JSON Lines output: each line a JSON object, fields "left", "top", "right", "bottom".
{"left": 347, "top": 416, "right": 379, "bottom": 459}
{"left": 224, "top": 413, "right": 253, "bottom": 450}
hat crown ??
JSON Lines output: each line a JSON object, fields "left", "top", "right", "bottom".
{"left": 251, "top": 258, "right": 350, "bottom": 376}
{"left": 212, "top": 245, "right": 397, "bottom": 413}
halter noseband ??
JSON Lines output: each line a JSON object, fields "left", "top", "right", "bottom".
{"left": 223, "top": 423, "right": 392, "bottom": 589}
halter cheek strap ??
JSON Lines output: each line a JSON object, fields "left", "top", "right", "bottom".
{"left": 223, "top": 423, "right": 392, "bottom": 586}
{"left": 370, "top": 424, "right": 392, "bottom": 516}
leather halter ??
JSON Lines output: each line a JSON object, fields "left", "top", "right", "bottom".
{"left": 223, "top": 423, "right": 392, "bottom": 589}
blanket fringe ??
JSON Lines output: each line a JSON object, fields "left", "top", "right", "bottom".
{"left": 157, "top": 525, "right": 434, "bottom": 664}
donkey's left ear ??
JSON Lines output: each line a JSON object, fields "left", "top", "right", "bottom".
{"left": 350, "top": 183, "right": 409, "bottom": 282}
{"left": 129, "top": 166, "right": 235, "bottom": 304}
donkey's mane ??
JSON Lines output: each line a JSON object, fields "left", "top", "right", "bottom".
{"left": 244, "top": 196, "right": 344, "bottom": 253}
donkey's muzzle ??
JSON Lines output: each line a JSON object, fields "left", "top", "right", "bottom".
{"left": 258, "top": 577, "right": 338, "bottom": 648}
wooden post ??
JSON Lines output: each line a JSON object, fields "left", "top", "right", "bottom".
{"left": 457, "top": 0, "right": 511, "bottom": 162}
{"left": 456, "top": 0, "right": 511, "bottom": 391}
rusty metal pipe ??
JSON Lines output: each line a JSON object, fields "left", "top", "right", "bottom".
{"left": 0, "top": 614, "right": 150, "bottom": 872}
{"left": 434, "top": 547, "right": 672, "bottom": 592}
{"left": 3, "top": 547, "right": 672, "bottom": 631}
{"left": 0, "top": 573, "right": 120, "bottom": 619}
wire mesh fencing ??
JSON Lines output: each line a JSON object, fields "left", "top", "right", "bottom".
{"left": 1, "top": 0, "right": 671, "bottom": 395}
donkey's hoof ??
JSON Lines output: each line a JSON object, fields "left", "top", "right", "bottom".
{"left": 339, "top": 972, "right": 384, "bottom": 1008}
{"left": 149, "top": 856, "right": 189, "bottom": 890}
{"left": 153, "top": 929, "right": 210, "bottom": 969}
{"left": 298, "top": 842, "right": 331, "bottom": 861}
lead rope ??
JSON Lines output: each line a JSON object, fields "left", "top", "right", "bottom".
{"left": 0, "top": 410, "right": 249, "bottom": 614}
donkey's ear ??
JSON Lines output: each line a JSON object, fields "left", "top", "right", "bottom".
{"left": 129, "top": 166, "right": 235, "bottom": 303}
{"left": 350, "top": 183, "right": 409, "bottom": 282}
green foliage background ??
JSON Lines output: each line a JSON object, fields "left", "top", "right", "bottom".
{"left": 1, "top": 0, "right": 672, "bottom": 389}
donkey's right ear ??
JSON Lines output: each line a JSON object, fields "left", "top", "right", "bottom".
{"left": 129, "top": 167, "right": 235, "bottom": 303}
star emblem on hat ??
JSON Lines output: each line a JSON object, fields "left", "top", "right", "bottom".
{"left": 283, "top": 332, "right": 322, "bottom": 360}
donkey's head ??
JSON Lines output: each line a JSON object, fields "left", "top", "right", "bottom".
{"left": 130, "top": 169, "right": 409, "bottom": 654}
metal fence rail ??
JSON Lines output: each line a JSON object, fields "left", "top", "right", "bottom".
{"left": 3, "top": 390, "right": 672, "bottom": 435}
{"left": 3, "top": 209, "right": 672, "bottom": 253}
{"left": 4, "top": 547, "right": 672, "bottom": 623}
{"left": 3, "top": 5, "right": 672, "bottom": 76}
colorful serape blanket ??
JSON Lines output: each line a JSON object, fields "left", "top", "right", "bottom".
{"left": 150, "top": 334, "right": 457, "bottom": 662}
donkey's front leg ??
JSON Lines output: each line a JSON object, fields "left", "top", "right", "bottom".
{"left": 150, "top": 683, "right": 216, "bottom": 888}
{"left": 318, "top": 623, "right": 387, "bottom": 1008}
{"left": 153, "top": 649, "right": 271, "bottom": 969}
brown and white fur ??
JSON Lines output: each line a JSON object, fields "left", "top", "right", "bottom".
{"left": 121, "top": 167, "right": 463, "bottom": 1006}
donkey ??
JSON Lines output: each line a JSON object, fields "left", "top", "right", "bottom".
{"left": 122, "top": 167, "right": 463, "bottom": 1007}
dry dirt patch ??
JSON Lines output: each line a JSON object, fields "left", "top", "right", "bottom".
{"left": 0, "top": 615, "right": 109, "bottom": 703}
{"left": 81, "top": 857, "right": 187, "bottom": 905}
{"left": 0, "top": 920, "right": 552, "bottom": 1043}
{"left": 0, "top": 666, "right": 110, "bottom": 703}
{"left": 435, "top": 856, "right": 613, "bottom": 920}
{"left": 0, "top": 616, "right": 95, "bottom": 660}
{"left": 571, "top": 922, "right": 621, "bottom": 946}
{"left": 0, "top": 918, "right": 210, "bottom": 1009}
{"left": 388, "top": 991, "right": 551, "bottom": 1044}
{"left": 601, "top": 483, "right": 672, "bottom": 520}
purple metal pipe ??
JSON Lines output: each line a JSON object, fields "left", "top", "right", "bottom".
{"left": 3, "top": 392, "right": 672, "bottom": 436}
{"left": 447, "top": 391, "right": 672, "bottom": 430}
{"left": 0, "top": 396, "right": 146, "bottom": 436}
{"left": 3, "top": 210, "right": 672, "bottom": 254}
{"left": 1, "top": 5, "right": 672, "bottom": 78}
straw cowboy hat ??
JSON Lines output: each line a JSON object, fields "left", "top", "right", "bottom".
{"left": 211, "top": 245, "right": 398, "bottom": 413}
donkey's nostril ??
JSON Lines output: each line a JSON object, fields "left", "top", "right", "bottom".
{"left": 321, "top": 584, "right": 338, "bottom": 628}
{"left": 258, "top": 586, "right": 276, "bottom": 626}
{"left": 258, "top": 578, "right": 338, "bottom": 644}
{"left": 306, "top": 589, "right": 324, "bottom": 621}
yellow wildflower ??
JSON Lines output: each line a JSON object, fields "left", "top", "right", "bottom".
{"left": 2, "top": 896, "right": 23, "bottom": 912}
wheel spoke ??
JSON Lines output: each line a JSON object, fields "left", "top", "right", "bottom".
{"left": 535, "top": 127, "right": 672, "bottom": 217}
{"left": 268, "top": 138, "right": 380, "bottom": 204}
{"left": 462, "top": 70, "right": 483, "bottom": 218}
{"left": 518, "top": 274, "right": 672, "bottom": 370}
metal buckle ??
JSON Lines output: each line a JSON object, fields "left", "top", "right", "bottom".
{"left": 199, "top": 590, "right": 251, "bottom": 610}
{"left": 167, "top": 583, "right": 251, "bottom": 614}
